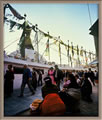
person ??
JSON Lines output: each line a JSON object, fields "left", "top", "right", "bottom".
{"left": 54, "top": 65, "right": 63, "bottom": 90}
{"left": 81, "top": 72, "right": 92, "bottom": 102}
{"left": 32, "top": 68, "right": 37, "bottom": 90}
{"left": 37, "top": 70, "right": 43, "bottom": 86}
{"left": 41, "top": 76, "right": 59, "bottom": 98}
{"left": 4, "top": 64, "right": 14, "bottom": 97}
{"left": 66, "top": 73, "right": 80, "bottom": 89}
{"left": 88, "top": 68, "right": 95, "bottom": 86}
{"left": 63, "top": 77, "right": 71, "bottom": 88}
{"left": 48, "top": 67, "right": 56, "bottom": 85}
{"left": 75, "top": 74, "right": 81, "bottom": 87}
{"left": 40, "top": 76, "right": 66, "bottom": 116}
{"left": 18, "top": 64, "right": 35, "bottom": 97}
{"left": 59, "top": 73, "right": 81, "bottom": 113}
{"left": 94, "top": 70, "right": 98, "bottom": 83}
{"left": 65, "top": 70, "right": 70, "bottom": 78}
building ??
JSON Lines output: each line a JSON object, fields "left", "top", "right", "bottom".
{"left": 89, "top": 19, "right": 98, "bottom": 59}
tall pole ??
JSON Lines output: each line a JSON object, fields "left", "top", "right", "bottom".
{"left": 48, "top": 32, "right": 50, "bottom": 62}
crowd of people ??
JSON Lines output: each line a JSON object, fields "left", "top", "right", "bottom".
{"left": 38, "top": 67, "right": 98, "bottom": 115}
{"left": 4, "top": 64, "right": 98, "bottom": 115}
{"left": 4, "top": 64, "right": 44, "bottom": 97}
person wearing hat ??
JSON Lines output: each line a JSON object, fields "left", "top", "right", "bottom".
{"left": 18, "top": 64, "right": 35, "bottom": 97}
{"left": 41, "top": 76, "right": 59, "bottom": 98}
{"left": 40, "top": 76, "right": 66, "bottom": 116}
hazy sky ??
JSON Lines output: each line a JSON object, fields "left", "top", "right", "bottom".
{"left": 4, "top": 3, "right": 98, "bottom": 64}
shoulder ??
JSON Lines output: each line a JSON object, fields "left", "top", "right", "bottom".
{"left": 27, "top": 68, "right": 30, "bottom": 70}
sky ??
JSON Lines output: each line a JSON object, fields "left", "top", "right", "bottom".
{"left": 4, "top": 3, "right": 98, "bottom": 65}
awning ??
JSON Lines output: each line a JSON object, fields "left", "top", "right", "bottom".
{"left": 89, "top": 59, "right": 98, "bottom": 65}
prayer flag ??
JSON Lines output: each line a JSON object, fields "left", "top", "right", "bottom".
{"left": 10, "top": 20, "right": 16, "bottom": 30}
{"left": 7, "top": 4, "right": 24, "bottom": 20}
{"left": 45, "top": 39, "right": 49, "bottom": 56}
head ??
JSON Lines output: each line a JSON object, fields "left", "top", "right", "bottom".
{"left": 44, "top": 76, "right": 52, "bottom": 85}
{"left": 85, "top": 70, "right": 87, "bottom": 73}
{"left": 32, "top": 68, "right": 36, "bottom": 71}
{"left": 8, "top": 64, "right": 12, "bottom": 70}
{"left": 24, "top": 64, "right": 28, "bottom": 69}
{"left": 54, "top": 65, "right": 58, "bottom": 69}
{"left": 89, "top": 68, "right": 91, "bottom": 71}
{"left": 84, "top": 73, "right": 88, "bottom": 79}
{"left": 68, "top": 73, "right": 76, "bottom": 83}
{"left": 50, "top": 67, "right": 53, "bottom": 70}
{"left": 75, "top": 74, "right": 79, "bottom": 79}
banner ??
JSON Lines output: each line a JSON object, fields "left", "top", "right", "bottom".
{"left": 67, "top": 44, "right": 69, "bottom": 57}
{"left": 84, "top": 50, "right": 86, "bottom": 57}
{"left": 80, "top": 47, "right": 83, "bottom": 56}
{"left": 89, "top": 52, "right": 91, "bottom": 61}
{"left": 72, "top": 44, "right": 74, "bottom": 57}
{"left": 33, "top": 32, "right": 38, "bottom": 50}
{"left": 9, "top": 20, "right": 16, "bottom": 30}
{"left": 7, "top": 4, "right": 24, "bottom": 20}
{"left": 58, "top": 42, "right": 61, "bottom": 56}
{"left": 45, "top": 39, "right": 49, "bottom": 56}
{"left": 69, "top": 55, "right": 72, "bottom": 62}
{"left": 17, "top": 23, "right": 23, "bottom": 30}
{"left": 77, "top": 45, "right": 79, "bottom": 55}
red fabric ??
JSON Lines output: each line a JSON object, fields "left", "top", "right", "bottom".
{"left": 40, "top": 93, "right": 66, "bottom": 116}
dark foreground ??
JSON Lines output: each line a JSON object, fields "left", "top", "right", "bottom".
{"left": 4, "top": 81, "right": 98, "bottom": 117}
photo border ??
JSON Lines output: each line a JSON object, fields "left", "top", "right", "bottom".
{"left": 0, "top": 0, "right": 102, "bottom": 120}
